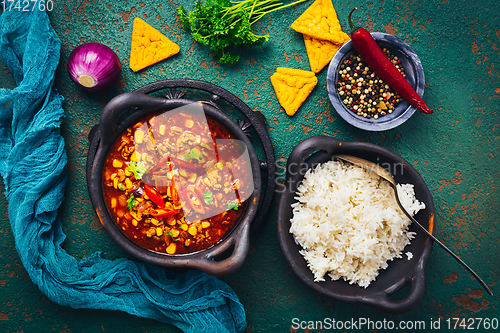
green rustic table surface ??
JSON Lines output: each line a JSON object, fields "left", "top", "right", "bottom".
{"left": 1, "top": 0, "right": 499, "bottom": 332}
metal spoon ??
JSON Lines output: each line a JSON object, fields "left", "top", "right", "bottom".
{"left": 334, "top": 154, "right": 493, "bottom": 296}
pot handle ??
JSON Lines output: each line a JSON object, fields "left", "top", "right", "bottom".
{"left": 188, "top": 221, "right": 250, "bottom": 276}
{"left": 286, "top": 135, "right": 344, "bottom": 176}
{"left": 100, "top": 92, "right": 170, "bottom": 146}
{"left": 360, "top": 266, "right": 427, "bottom": 314}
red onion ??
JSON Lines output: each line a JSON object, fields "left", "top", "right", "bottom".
{"left": 67, "top": 42, "right": 122, "bottom": 92}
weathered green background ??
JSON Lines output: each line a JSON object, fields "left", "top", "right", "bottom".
{"left": 1, "top": 0, "right": 498, "bottom": 331}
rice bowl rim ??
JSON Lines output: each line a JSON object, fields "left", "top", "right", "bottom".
{"left": 277, "top": 135, "right": 435, "bottom": 314}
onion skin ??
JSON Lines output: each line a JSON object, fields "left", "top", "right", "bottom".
{"left": 67, "top": 42, "right": 122, "bottom": 92}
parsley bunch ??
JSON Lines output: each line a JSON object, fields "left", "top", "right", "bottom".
{"left": 179, "top": 0, "right": 307, "bottom": 64}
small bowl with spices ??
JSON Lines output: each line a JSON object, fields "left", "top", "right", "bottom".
{"left": 326, "top": 32, "right": 425, "bottom": 131}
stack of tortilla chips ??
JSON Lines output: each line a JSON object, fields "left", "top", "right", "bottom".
{"left": 291, "top": 0, "right": 350, "bottom": 73}
{"left": 270, "top": 0, "right": 350, "bottom": 116}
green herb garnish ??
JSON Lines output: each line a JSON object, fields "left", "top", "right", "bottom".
{"left": 126, "top": 161, "right": 147, "bottom": 180}
{"left": 118, "top": 183, "right": 126, "bottom": 191}
{"left": 166, "top": 231, "right": 180, "bottom": 242}
{"left": 183, "top": 148, "right": 203, "bottom": 162}
{"left": 202, "top": 191, "right": 214, "bottom": 205}
{"left": 226, "top": 200, "right": 239, "bottom": 211}
{"left": 127, "top": 194, "right": 137, "bottom": 211}
{"left": 178, "top": 0, "right": 307, "bottom": 64}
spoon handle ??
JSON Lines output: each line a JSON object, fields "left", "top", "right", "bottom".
{"left": 394, "top": 193, "right": 493, "bottom": 296}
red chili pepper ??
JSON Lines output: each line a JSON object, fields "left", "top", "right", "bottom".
{"left": 168, "top": 156, "right": 199, "bottom": 171}
{"left": 150, "top": 208, "right": 178, "bottom": 219}
{"left": 167, "top": 169, "right": 180, "bottom": 202}
{"left": 150, "top": 161, "right": 175, "bottom": 175}
{"left": 347, "top": 8, "right": 433, "bottom": 114}
{"left": 181, "top": 188, "right": 205, "bottom": 214}
{"left": 151, "top": 156, "right": 199, "bottom": 175}
{"left": 144, "top": 184, "right": 165, "bottom": 208}
{"left": 168, "top": 186, "right": 179, "bottom": 202}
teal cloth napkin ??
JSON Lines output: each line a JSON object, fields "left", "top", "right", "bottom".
{"left": 0, "top": 9, "right": 246, "bottom": 333}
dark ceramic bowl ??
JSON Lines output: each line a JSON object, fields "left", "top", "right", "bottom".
{"left": 277, "top": 136, "right": 435, "bottom": 314}
{"left": 87, "top": 92, "right": 261, "bottom": 276}
{"left": 326, "top": 33, "right": 425, "bottom": 131}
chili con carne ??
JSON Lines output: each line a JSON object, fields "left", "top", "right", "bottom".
{"left": 103, "top": 111, "right": 252, "bottom": 255}
{"left": 347, "top": 8, "right": 433, "bottom": 114}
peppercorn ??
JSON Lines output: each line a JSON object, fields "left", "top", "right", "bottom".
{"left": 337, "top": 50, "right": 405, "bottom": 118}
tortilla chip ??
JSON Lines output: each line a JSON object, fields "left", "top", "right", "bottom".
{"left": 290, "top": 0, "right": 350, "bottom": 45}
{"left": 304, "top": 35, "right": 348, "bottom": 73}
{"left": 129, "top": 18, "right": 180, "bottom": 72}
{"left": 270, "top": 67, "right": 318, "bottom": 116}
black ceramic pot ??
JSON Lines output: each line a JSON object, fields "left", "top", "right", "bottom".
{"left": 277, "top": 135, "right": 435, "bottom": 314}
{"left": 87, "top": 92, "right": 261, "bottom": 276}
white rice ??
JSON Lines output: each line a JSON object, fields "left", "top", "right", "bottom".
{"left": 289, "top": 160, "right": 425, "bottom": 288}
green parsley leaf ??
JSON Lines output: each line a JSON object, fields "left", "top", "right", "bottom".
{"left": 166, "top": 231, "right": 180, "bottom": 242}
{"left": 183, "top": 148, "right": 203, "bottom": 162}
{"left": 178, "top": 6, "right": 191, "bottom": 30}
{"left": 127, "top": 194, "right": 137, "bottom": 211}
{"left": 226, "top": 201, "right": 239, "bottom": 211}
{"left": 126, "top": 161, "right": 147, "bottom": 180}
{"left": 202, "top": 191, "right": 214, "bottom": 205}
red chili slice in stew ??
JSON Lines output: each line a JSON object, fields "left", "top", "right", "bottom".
{"left": 150, "top": 161, "right": 175, "bottom": 175}
{"left": 169, "top": 156, "right": 199, "bottom": 171}
{"left": 168, "top": 186, "right": 179, "bottom": 202}
{"left": 150, "top": 208, "right": 178, "bottom": 219}
{"left": 182, "top": 188, "right": 205, "bottom": 214}
{"left": 144, "top": 184, "right": 165, "bottom": 208}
